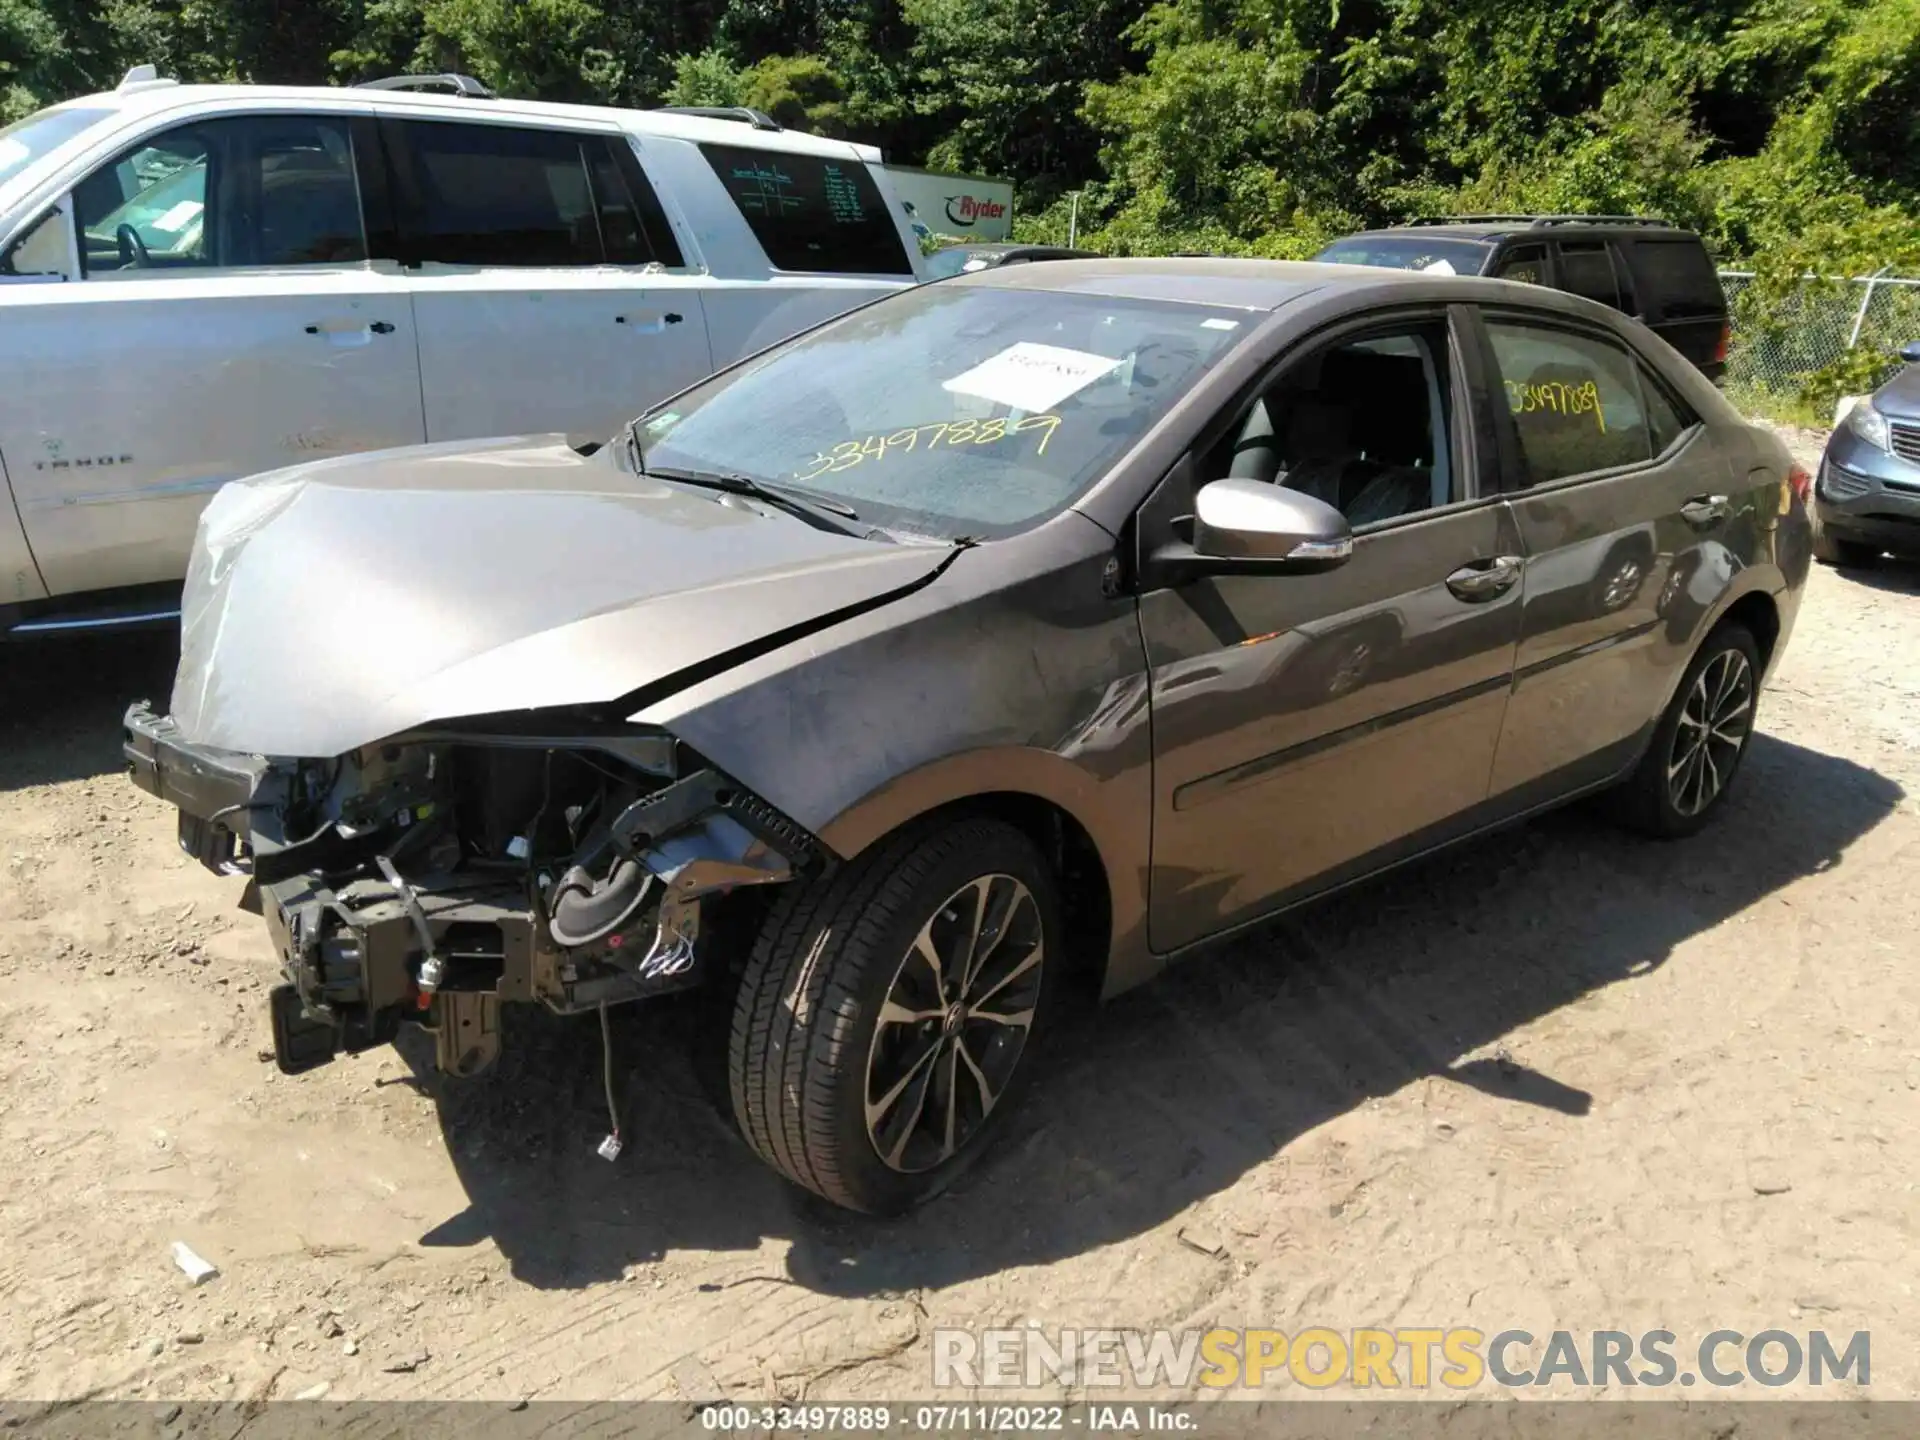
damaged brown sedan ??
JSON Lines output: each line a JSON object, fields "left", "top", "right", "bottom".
{"left": 128, "top": 259, "right": 1809, "bottom": 1213}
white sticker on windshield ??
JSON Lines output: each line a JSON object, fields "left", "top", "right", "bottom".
{"left": 1421, "top": 258, "right": 1457, "bottom": 275}
{"left": 943, "top": 342, "right": 1124, "bottom": 413}
{"left": 1201, "top": 317, "right": 1240, "bottom": 330}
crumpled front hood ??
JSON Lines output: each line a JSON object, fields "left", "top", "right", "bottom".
{"left": 171, "top": 436, "right": 949, "bottom": 758}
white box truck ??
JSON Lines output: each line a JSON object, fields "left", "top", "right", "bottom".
{"left": 884, "top": 164, "right": 1015, "bottom": 243}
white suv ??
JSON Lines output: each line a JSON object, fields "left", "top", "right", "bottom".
{"left": 0, "top": 69, "right": 926, "bottom": 634}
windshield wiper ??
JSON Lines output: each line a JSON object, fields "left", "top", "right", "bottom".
{"left": 646, "top": 464, "right": 869, "bottom": 537}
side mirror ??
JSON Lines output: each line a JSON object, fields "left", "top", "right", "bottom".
{"left": 1901, "top": 340, "right": 1920, "bottom": 365}
{"left": 1147, "top": 478, "right": 1353, "bottom": 587}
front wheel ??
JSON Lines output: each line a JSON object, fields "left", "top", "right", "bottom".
{"left": 727, "top": 816, "right": 1059, "bottom": 1214}
{"left": 1607, "top": 622, "right": 1761, "bottom": 838}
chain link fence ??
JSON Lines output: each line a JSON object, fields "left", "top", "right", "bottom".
{"left": 1718, "top": 270, "right": 1920, "bottom": 414}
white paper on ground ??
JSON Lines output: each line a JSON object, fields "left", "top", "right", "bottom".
{"left": 943, "top": 342, "right": 1124, "bottom": 413}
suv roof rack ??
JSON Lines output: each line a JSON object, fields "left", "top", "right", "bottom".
{"left": 1408, "top": 213, "right": 1675, "bottom": 229}
{"left": 356, "top": 73, "right": 497, "bottom": 99}
{"left": 658, "top": 105, "right": 783, "bottom": 132}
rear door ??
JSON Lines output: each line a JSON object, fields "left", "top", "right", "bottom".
{"left": 383, "top": 116, "right": 715, "bottom": 442}
{"left": 1476, "top": 310, "right": 1743, "bottom": 801}
{"left": 0, "top": 109, "right": 424, "bottom": 598}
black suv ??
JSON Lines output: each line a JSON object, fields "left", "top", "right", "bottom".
{"left": 1315, "top": 216, "right": 1731, "bottom": 383}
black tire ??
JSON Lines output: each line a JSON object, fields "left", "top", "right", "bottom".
{"left": 1811, "top": 520, "right": 1881, "bottom": 569}
{"left": 1608, "top": 622, "right": 1762, "bottom": 838}
{"left": 727, "top": 815, "right": 1061, "bottom": 1214}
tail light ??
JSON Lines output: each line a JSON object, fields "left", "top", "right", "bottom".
{"left": 1787, "top": 463, "right": 1812, "bottom": 504}
{"left": 1713, "top": 321, "right": 1732, "bottom": 365}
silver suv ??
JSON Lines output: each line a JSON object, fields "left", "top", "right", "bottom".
{"left": 0, "top": 69, "right": 924, "bottom": 636}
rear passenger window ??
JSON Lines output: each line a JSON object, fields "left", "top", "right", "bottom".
{"left": 699, "top": 143, "right": 912, "bottom": 275}
{"left": 1494, "top": 244, "right": 1548, "bottom": 286}
{"left": 1486, "top": 321, "right": 1652, "bottom": 484}
{"left": 388, "top": 120, "right": 669, "bottom": 268}
{"left": 1555, "top": 243, "right": 1623, "bottom": 311}
{"left": 1624, "top": 240, "right": 1724, "bottom": 320}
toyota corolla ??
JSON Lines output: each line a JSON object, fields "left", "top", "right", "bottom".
{"left": 127, "top": 259, "right": 1810, "bottom": 1213}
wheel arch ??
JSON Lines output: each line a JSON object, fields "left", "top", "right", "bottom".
{"left": 814, "top": 747, "right": 1145, "bottom": 1003}
{"left": 1718, "top": 587, "right": 1781, "bottom": 675}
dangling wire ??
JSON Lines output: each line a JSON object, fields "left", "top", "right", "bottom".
{"left": 596, "top": 1001, "right": 623, "bottom": 1161}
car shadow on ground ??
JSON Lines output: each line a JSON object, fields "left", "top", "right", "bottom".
{"left": 1830, "top": 555, "right": 1920, "bottom": 596}
{"left": 399, "top": 730, "right": 1903, "bottom": 1294}
{"left": 0, "top": 632, "right": 178, "bottom": 791}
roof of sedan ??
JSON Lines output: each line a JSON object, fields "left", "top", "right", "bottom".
{"left": 957, "top": 256, "right": 1462, "bottom": 310}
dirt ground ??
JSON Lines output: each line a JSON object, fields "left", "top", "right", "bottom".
{"left": 2, "top": 427, "right": 1916, "bottom": 1406}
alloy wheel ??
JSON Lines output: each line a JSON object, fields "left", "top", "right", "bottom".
{"left": 1667, "top": 648, "right": 1754, "bottom": 817}
{"left": 864, "top": 873, "right": 1045, "bottom": 1174}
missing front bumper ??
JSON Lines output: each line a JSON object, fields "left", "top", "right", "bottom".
{"left": 124, "top": 700, "right": 826, "bottom": 1079}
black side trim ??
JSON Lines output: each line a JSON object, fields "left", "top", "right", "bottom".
{"left": 1514, "top": 618, "right": 1660, "bottom": 683}
{"left": 1173, "top": 672, "right": 1512, "bottom": 812}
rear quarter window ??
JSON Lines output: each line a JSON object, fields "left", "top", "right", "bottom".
{"left": 1624, "top": 239, "right": 1725, "bottom": 320}
{"left": 700, "top": 143, "right": 913, "bottom": 276}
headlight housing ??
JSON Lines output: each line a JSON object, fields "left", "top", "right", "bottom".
{"left": 1848, "top": 399, "right": 1892, "bottom": 453}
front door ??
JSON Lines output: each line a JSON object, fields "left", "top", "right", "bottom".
{"left": 0, "top": 110, "right": 424, "bottom": 597}
{"left": 381, "top": 117, "right": 715, "bottom": 443}
{"left": 1139, "top": 309, "right": 1525, "bottom": 952}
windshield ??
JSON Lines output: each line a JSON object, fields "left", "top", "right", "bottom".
{"left": 638, "top": 284, "right": 1252, "bottom": 540}
{"left": 0, "top": 105, "right": 115, "bottom": 191}
{"left": 1315, "top": 235, "right": 1493, "bottom": 276}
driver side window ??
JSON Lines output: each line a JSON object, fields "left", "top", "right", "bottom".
{"left": 1205, "top": 321, "right": 1456, "bottom": 528}
{"left": 72, "top": 114, "right": 365, "bottom": 277}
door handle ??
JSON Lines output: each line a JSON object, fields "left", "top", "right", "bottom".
{"left": 304, "top": 320, "right": 396, "bottom": 336}
{"left": 1679, "top": 494, "right": 1729, "bottom": 527}
{"left": 1445, "top": 554, "right": 1523, "bottom": 602}
{"left": 615, "top": 312, "right": 684, "bottom": 329}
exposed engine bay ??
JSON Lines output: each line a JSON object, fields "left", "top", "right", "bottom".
{"left": 124, "top": 706, "right": 824, "bottom": 1081}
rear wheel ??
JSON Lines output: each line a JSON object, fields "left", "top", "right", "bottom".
{"left": 1608, "top": 623, "right": 1761, "bottom": 838}
{"left": 727, "top": 816, "right": 1059, "bottom": 1214}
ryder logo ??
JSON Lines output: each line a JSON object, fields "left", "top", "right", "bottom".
{"left": 945, "top": 193, "right": 1008, "bottom": 227}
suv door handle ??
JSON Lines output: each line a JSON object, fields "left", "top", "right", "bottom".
{"left": 1679, "top": 494, "right": 1729, "bottom": 527}
{"left": 1446, "top": 555, "right": 1523, "bottom": 602}
{"left": 304, "top": 321, "right": 396, "bottom": 336}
